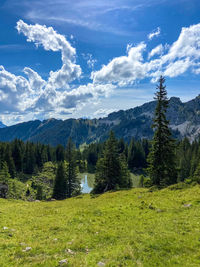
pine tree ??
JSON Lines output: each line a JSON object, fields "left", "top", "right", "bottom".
{"left": 52, "top": 162, "right": 67, "bottom": 200}
{"left": 0, "top": 162, "right": 10, "bottom": 198}
{"left": 65, "top": 138, "right": 80, "bottom": 197}
{"left": 93, "top": 131, "right": 131, "bottom": 193}
{"left": 147, "top": 76, "right": 177, "bottom": 187}
{"left": 119, "top": 153, "right": 132, "bottom": 188}
{"left": 4, "top": 144, "right": 16, "bottom": 178}
{"left": 56, "top": 144, "right": 65, "bottom": 162}
{"left": 12, "top": 139, "right": 23, "bottom": 172}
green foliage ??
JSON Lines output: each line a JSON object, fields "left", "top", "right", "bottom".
{"left": 128, "top": 138, "right": 146, "bottom": 171}
{"left": 31, "top": 162, "right": 56, "bottom": 200}
{"left": 65, "top": 138, "right": 81, "bottom": 197}
{"left": 52, "top": 162, "right": 66, "bottom": 200}
{"left": 147, "top": 76, "right": 177, "bottom": 187}
{"left": 0, "top": 161, "right": 10, "bottom": 184}
{"left": 7, "top": 179, "right": 27, "bottom": 199}
{"left": 139, "top": 175, "right": 145, "bottom": 187}
{"left": 93, "top": 131, "right": 132, "bottom": 193}
{"left": 143, "top": 177, "right": 152, "bottom": 188}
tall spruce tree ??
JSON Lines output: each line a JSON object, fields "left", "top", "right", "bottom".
{"left": 147, "top": 76, "right": 177, "bottom": 187}
{"left": 52, "top": 162, "right": 67, "bottom": 200}
{"left": 93, "top": 131, "right": 131, "bottom": 193}
{"left": 65, "top": 138, "right": 80, "bottom": 197}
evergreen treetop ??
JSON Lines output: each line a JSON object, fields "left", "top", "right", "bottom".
{"left": 147, "top": 76, "right": 177, "bottom": 187}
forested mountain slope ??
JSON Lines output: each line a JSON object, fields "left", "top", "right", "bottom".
{"left": 1, "top": 95, "right": 200, "bottom": 146}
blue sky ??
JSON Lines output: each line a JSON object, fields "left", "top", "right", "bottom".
{"left": 0, "top": 0, "right": 200, "bottom": 125}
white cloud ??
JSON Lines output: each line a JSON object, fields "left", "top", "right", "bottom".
{"left": 92, "top": 23, "right": 200, "bottom": 86}
{"left": 0, "top": 20, "right": 115, "bottom": 125}
{"left": 94, "top": 108, "right": 117, "bottom": 118}
{"left": 148, "top": 27, "right": 161, "bottom": 40}
{"left": 162, "top": 23, "right": 200, "bottom": 62}
{"left": 164, "top": 58, "right": 192, "bottom": 77}
{"left": 16, "top": 20, "right": 75, "bottom": 62}
{"left": 16, "top": 20, "right": 82, "bottom": 88}
{"left": 92, "top": 43, "right": 147, "bottom": 86}
{"left": 2, "top": 20, "right": 200, "bottom": 125}
{"left": 148, "top": 44, "right": 164, "bottom": 59}
{"left": 0, "top": 66, "right": 31, "bottom": 113}
{"left": 23, "top": 67, "right": 46, "bottom": 93}
{"left": 82, "top": 53, "right": 97, "bottom": 69}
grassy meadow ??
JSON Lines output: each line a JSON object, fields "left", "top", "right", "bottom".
{"left": 0, "top": 185, "right": 200, "bottom": 266}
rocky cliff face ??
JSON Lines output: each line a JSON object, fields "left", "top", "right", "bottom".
{"left": 0, "top": 95, "right": 200, "bottom": 146}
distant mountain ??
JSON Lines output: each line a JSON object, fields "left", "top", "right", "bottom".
{"left": 1, "top": 95, "right": 200, "bottom": 146}
{"left": 0, "top": 121, "right": 6, "bottom": 128}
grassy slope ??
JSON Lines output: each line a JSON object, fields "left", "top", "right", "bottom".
{"left": 0, "top": 186, "right": 200, "bottom": 266}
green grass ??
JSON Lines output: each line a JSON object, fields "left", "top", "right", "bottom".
{"left": 1, "top": 185, "right": 200, "bottom": 266}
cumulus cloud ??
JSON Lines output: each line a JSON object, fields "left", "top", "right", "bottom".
{"left": 148, "top": 44, "right": 164, "bottom": 59}
{"left": 2, "top": 21, "right": 200, "bottom": 125}
{"left": 92, "top": 43, "right": 147, "bottom": 86}
{"left": 16, "top": 20, "right": 82, "bottom": 89}
{"left": 92, "top": 23, "right": 200, "bottom": 86}
{"left": 148, "top": 27, "right": 161, "bottom": 40}
{"left": 16, "top": 20, "right": 75, "bottom": 62}
{"left": 0, "top": 20, "right": 113, "bottom": 124}
{"left": 23, "top": 67, "right": 46, "bottom": 93}
{"left": 0, "top": 66, "right": 31, "bottom": 113}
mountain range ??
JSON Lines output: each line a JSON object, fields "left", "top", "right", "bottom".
{"left": 0, "top": 95, "right": 200, "bottom": 146}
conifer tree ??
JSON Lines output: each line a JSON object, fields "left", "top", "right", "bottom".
{"left": 56, "top": 144, "right": 65, "bottom": 162}
{"left": 147, "top": 76, "right": 177, "bottom": 187}
{"left": 0, "top": 162, "right": 10, "bottom": 198}
{"left": 12, "top": 139, "right": 23, "bottom": 172}
{"left": 4, "top": 144, "right": 16, "bottom": 178}
{"left": 65, "top": 138, "right": 80, "bottom": 197}
{"left": 93, "top": 131, "right": 131, "bottom": 193}
{"left": 52, "top": 162, "right": 66, "bottom": 200}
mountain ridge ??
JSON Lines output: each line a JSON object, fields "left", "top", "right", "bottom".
{"left": 1, "top": 95, "right": 200, "bottom": 146}
{"left": 0, "top": 121, "right": 6, "bottom": 129}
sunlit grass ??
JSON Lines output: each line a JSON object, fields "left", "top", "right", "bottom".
{"left": 0, "top": 185, "right": 200, "bottom": 266}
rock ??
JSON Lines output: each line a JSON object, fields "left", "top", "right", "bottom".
{"left": 156, "top": 209, "right": 164, "bottom": 213}
{"left": 35, "top": 200, "right": 40, "bottom": 202}
{"left": 148, "top": 203, "right": 155, "bottom": 210}
{"left": 66, "top": 248, "right": 75, "bottom": 255}
{"left": 184, "top": 203, "right": 192, "bottom": 208}
{"left": 98, "top": 262, "right": 105, "bottom": 266}
{"left": 59, "top": 259, "right": 68, "bottom": 265}
{"left": 22, "top": 247, "right": 32, "bottom": 252}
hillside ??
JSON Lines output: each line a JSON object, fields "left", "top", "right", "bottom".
{"left": 1, "top": 95, "right": 200, "bottom": 146}
{"left": 0, "top": 121, "right": 6, "bottom": 128}
{"left": 0, "top": 185, "right": 200, "bottom": 266}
